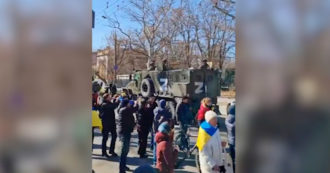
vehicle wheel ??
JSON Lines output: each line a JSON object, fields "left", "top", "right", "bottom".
{"left": 110, "top": 84, "right": 117, "bottom": 95}
{"left": 92, "top": 81, "right": 102, "bottom": 93}
{"left": 140, "top": 78, "right": 155, "bottom": 97}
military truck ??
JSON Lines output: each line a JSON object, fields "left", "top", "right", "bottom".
{"left": 126, "top": 69, "right": 222, "bottom": 122}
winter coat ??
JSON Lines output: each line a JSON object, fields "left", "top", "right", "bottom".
{"left": 153, "top": 100, "right": 172, "bottom": 133}
{"left": 177, "top": 102, "right": 193, "bottom": 124}
{"left": 196, "top": 104, "right": 211, "bottom": 123}
{"left": 199, "top": 129, "right": 224, "bottom": 173}
{"left": 92, "top": 93, "right": 101, "bottom": 111}
{"left": 116, "top": 106, "right": 137, "bottom": 135}
{"left": 155, "top": 132, "right": 178, "bottom": 173}
{"left": 225, "top": 105, "right": 235, "bottom": 145}
{"left": 99, "top": 100, "right": 119, "bottom": 131}
{"left": 137, "top": 101, "right": 157, "bottom": 130}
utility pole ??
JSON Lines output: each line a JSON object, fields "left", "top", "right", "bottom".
{"left": 114, "top": 32, "right": 118, "bottom": 83}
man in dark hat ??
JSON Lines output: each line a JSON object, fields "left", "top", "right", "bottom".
{"left": 161, "top": 58, "right": 168, "bottom": 71}
{"left": 199, "top": 59, "right": 210, "bottom": 70}
{"left": 147, "top": 60, "right": 156, "bottom": 71}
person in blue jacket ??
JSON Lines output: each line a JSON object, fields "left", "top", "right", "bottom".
{"left": 152, "top": 99, "right": 172, "bottom": 165}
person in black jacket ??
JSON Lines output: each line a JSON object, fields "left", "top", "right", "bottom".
{"left": 99, "top": 93, "right": 119, "bottom": 158}
{"left": 116, "top": 99, "right": 138, "bottom": 173}
{"left": 177, "top": 96, "right": 193, "bottom": 134}
{"left": 137, "top": 99, "right": 147, "bottom": 158}
{"left": 136, "top": 97, "right": 157, "bottom": 158}
{"left": 145, "top": 96, "right": 158, "bottom": 150}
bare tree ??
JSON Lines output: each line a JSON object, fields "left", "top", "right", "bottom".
{"left": 103, "top": 0, "right": 235, "bottom": 70}
{"left": 105, "top": 0, "right": 175, "bottom": 69}
{"left": 106, "top": 32, "right": 130, "bottom": 82}
{"left": 192, "top": 0, "right": 235, "bottom": 69}
{"left": 211, "top": 0, "right": 236, "bottom": 19}
{"left": 170, "top": 0, "right": 196, "bottom": 68}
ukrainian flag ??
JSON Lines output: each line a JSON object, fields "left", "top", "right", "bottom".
{"left": 92, "top": 109, "right": 102, "bottom": 131}
{"left": 196, "top": 121, "right": 217, "bottom": 151}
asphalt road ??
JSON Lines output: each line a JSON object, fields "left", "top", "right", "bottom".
{"left": 92, "top": 114, "right": 233, "bottom": 173}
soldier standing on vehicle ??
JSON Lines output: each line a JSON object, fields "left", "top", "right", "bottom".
{"left": 177, "top": 96, "right": 193, "bottom": 133}
{"left": 199, "top": 59, "right": 210, "bottom": 70}
{"left": 161, "top": 58, "right": 169, "bottom": 71}
{"left": 147, "top": 60, "right": 156, "bottom": 71}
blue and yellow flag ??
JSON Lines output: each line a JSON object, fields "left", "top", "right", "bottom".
{"left": 196, "top": 121, "right": 217, "bottom": 151}
{"left": 92, "top": 110, "right": 102, "bottom": 131}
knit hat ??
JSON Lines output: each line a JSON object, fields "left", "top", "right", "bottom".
{"left": 158, "top": 122, "right": 170, "bottom": 134}
{"left": 159, "top": 99, "right": 166, "bottom": 108}
{"left": 205, "top": 110, "right": 217, "bottom": 123}
{"left": 120, "top": 99, "right": 129, "bottom": 107}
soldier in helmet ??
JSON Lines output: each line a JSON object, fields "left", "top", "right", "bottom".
{"left": 147, "top": 60, "right": 156, "bottom": 71}
{"left": 161, "top": 58, "right": 168, "bottom": 71}
{"left": 199, "top": 59, "right": 210, "bottom": 70}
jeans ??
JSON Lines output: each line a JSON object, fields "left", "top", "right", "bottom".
{"left": 150, "top": 129, "right": 154, "bottom": 150}
{"left": 102, "top": 128, "right": 117, "bottom": 154}
{"left": 179, "top": 122, "right": 188, "bottom": 134}
{"left": 153, "top": 136, "right": 157, "bottom": 165}
{"left": 138, "top": 127, "right": 149, "bottom": 156}
{"left": 229, "top": 143, "right": 235, "bottom": 173}
{"left": 119, "top": 133, "right": 131, "bottom": 173}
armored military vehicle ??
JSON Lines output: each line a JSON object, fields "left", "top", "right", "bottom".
{"left": 126, "top": 69, "right": 222, "bottom": 121}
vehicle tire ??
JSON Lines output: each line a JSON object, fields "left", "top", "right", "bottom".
{"left": 92, "top": 81, "right": 102, "bottom": 93}
{"left": 140, "top": 78, "right": 155, "bottom": 97}
{"left": 110, "top": 84, "right": 117, "bottom": 95}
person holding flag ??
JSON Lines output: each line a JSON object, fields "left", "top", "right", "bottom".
{"left": 196, "top": 111, "right": 226, "bottom": 173}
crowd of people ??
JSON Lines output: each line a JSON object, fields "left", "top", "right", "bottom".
{"left": 92, "top": 90, "right": 235, "bottom": 173}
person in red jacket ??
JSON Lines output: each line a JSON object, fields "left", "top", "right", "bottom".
{"left": 155, "top": 122, "right": 178, "bottom": 173}
{"left": 196, "top": 97, "right": 212, "bottom": 125}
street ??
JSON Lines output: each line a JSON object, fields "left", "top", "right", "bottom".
{"left": 92, "top": 113, "right": 233, "bottom": 173}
